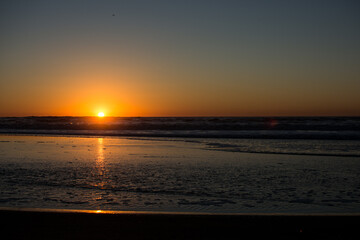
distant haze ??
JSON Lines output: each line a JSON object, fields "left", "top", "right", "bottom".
{"left": 0, "top": 0, "right": 359, "bottom": 117}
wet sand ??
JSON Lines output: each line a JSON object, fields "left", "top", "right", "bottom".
{"left": 1, "top": 135, "right": 360, "bottom": 214}
{"left": 1, "top": 208, "right": 359, "bottom": 239}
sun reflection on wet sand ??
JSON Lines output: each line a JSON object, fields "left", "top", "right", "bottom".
{"left": 95, "top": 137, "right": 106, "bottom": 188}
{"left": 97, "top": 138, "right": 105, "bottom": 165}
{"left": 91, "top": 137, "right": 109, "bottom": 209}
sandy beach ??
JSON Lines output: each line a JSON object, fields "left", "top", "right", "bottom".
{"left": 1, "top": 208, "right": 359, "bottom": 239}
{"left": 1, "top": 134, "right": 360, "bottom": 239}
{"left": 1, "top": 135, "right": 360, "bottom": 214}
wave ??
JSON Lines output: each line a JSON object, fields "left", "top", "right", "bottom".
{"left": 1, "top": 116, "right": 360, "bottom": 129}
{"left": 1, "top": 117, "right": 360, "bottom": 140}
{"left": 205, "top": 146, "right": 360, "bottom": 158}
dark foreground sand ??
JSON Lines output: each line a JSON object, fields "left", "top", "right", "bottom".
{"left": 1, "top": 209, "right": 359, "bottom": 240}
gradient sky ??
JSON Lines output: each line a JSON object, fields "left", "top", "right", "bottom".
{"left": 1, "top": 0, "right": 359, "bottom": 117}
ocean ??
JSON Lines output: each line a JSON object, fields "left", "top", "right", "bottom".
{"left": 0, "top": 117, "right": 359, "bottom": 213}
{"left": 1, "top": 116, "right": 360, "bottom": 140}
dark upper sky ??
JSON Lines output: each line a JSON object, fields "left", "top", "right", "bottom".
{"left": 1, "top": 0, "right": 359, "bottom": 116}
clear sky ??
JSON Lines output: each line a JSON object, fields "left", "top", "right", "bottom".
{"left": 1, "top": 0, "right": 359, "bottom": 117}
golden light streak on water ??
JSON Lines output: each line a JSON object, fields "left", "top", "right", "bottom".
{"left": 94, "top": 137, "right": 107, "bottom": 192}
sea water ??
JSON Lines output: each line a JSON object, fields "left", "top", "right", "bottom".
{"left": 0, "top": 117, "right": 359, "bottom": 213}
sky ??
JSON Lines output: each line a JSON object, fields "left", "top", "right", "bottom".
{"left": 0, "top": 0, "right": 359, "bottom": 117}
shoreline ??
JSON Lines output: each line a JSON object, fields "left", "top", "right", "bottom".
{"left": 1, "top": 129, "right": 360, "bottom": 141}
{"left": 1, "top": 133, "right": 360, "bottom": 158}
{"left": 1, "top": 208, "right": 359, "bottom": 239}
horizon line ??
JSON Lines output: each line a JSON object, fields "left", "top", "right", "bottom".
{"left": 1, "top": 115, "right": 360, "bottom": 118}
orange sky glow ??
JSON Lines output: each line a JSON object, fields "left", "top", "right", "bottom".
{"left": 0, "top": 1, "right": 359, "bottom": 117}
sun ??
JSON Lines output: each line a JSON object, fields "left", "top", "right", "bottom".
{"left": 98, "top": 112, "right": 105, "bottom": 117}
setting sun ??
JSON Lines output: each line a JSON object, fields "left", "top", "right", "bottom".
{"left": 98, "top": 112, "right": 105, "bottom": 117}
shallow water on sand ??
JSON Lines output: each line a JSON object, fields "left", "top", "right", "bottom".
{"left": 0, "top": 135, "right": 359, "bottom": 213}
